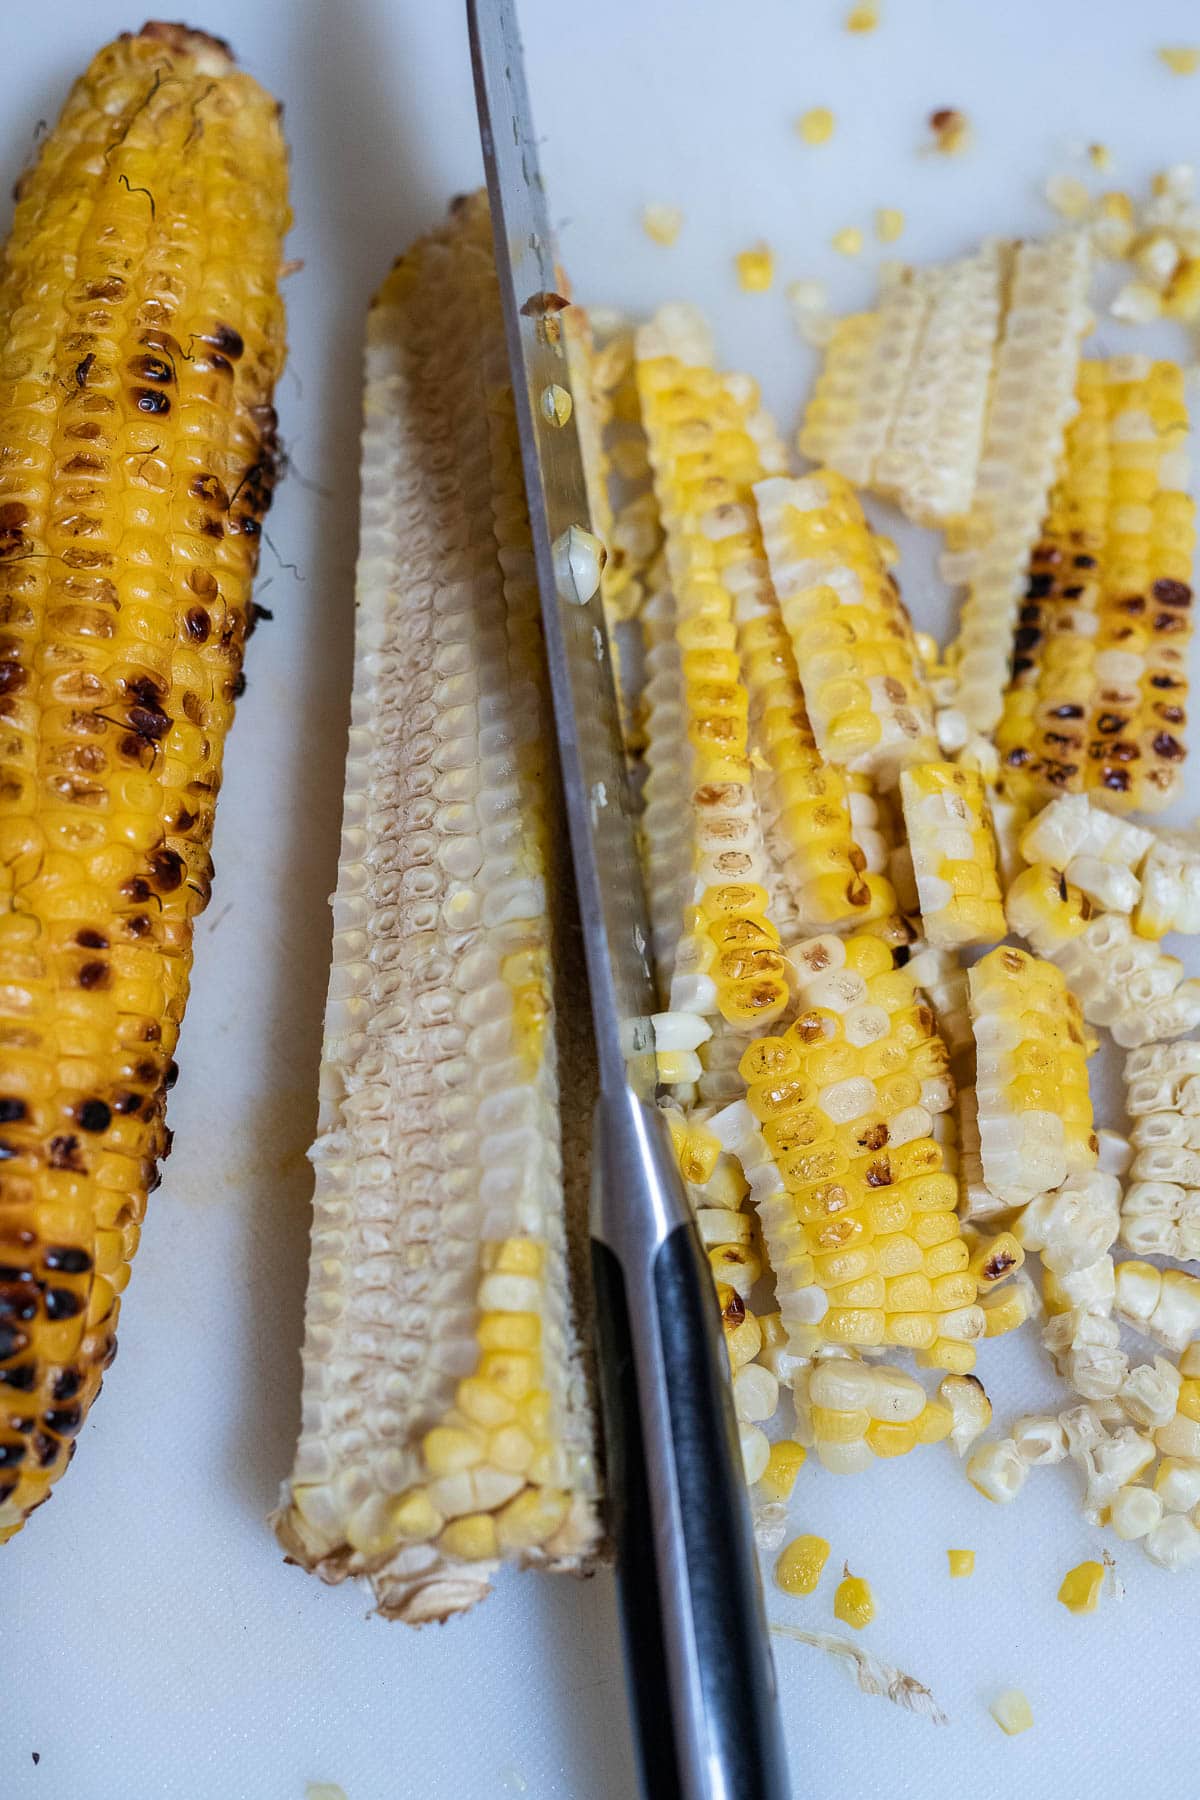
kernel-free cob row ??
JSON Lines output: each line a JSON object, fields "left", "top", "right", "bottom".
{"left": 997, "top": 356, "right": 1195, "bottom": 811}
{"left": 0, "top": 24, "right": 289, "bottom": 1541}
{"left": 273, "top": 198, "right": 599, "bottom": 1622}
{"left": 1123, "top": 1043, "right": 1200, "bottom": 1260}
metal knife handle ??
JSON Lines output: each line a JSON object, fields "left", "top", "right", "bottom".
{"left": 590, "top": 1091, "right": 791, "bottom": 1800}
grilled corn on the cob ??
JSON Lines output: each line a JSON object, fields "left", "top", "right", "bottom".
{"left": 0, "top": 24, "right": 288, "bottom": 1541}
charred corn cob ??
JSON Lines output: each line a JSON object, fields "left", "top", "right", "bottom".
{"left": 712, "top": 931, "right": 980, "bottom": 1375}
{"left": 635, "top": 307, "right": 789, "bottom": 1054}
{"left": 0, "top": 25, "right": 288, "bottom": 1541}
{"left": 967, "top": 947, "right": 1096, "bottom": 1208}
{"left": 997, "top": 357, "right": 1195, "bottom": 810}
{"left": 1123, "top": 1043, "right": 1200, "bottom": 1259}
{"left": 898, "top": 763, "right": 1006, "bottom": 949}
{"left": 272, "top": 198, "right": 599, "bottom": 1622}
{"left": 754, "top": 472, "right": 937, "bottom": 784}
{"left": 944, "top": 233, "right": 1092, "bottom": 735}
{"left": 1007, "top": 864, "right": 1200, "bottom": 1046}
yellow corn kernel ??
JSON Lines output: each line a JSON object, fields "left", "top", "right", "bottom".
{"left": 981, "top": 1286, "right": 1030, "bottom": 1337}
{"left": 423, "top": 1426, "right": 484, "bottom": 1476}
{"left": 760, "top": 1439, "right": 807, "bottom": 1501}
{"left": 477, "top": 1351, "right": 537, "bottom": 1400}
{"left": 456, "top": 1378, "right": 517, "bottom": 1429}
{"left": 915, "top": 1399, "right": 954, "bottom": 1444}
{"left": 439, "top": 1513, "right": 500, "bottom": 1561}
{"left": 812, "top": 1404, "right": 870, "bottom": 1443}
{"left": 845, "top": 2, "right": 879, "bottom": 29}
{"left": 776, "top": 1533, "right": 831, "bottom": 1596}
{"left": 390, "top": 1489, "right": 443, "bottom": 1542}
{"left": 1057, "top": 1560, "right": 1105, "bottom": 1614}
{"left": 642, "top": 203, "right": 683, "bottom": 246}
{"left": 874, "top": 207, "right": 905, "bottom": 243}
{"left": 477, "top": 1311, "right": 541, "bottom": 1352}
{"left": 990, "top": 1688, "right": 1034, "bottom": 1735}
{"left": 495, "top": 1486, "right": 571, "bottom": 1551}
{"left": 831, "top": 227, "right": 864, "bottom": 257}
{"left": 493, "top": 1237, "right": 544, "bottom": 1276}
{"left": 865, "top": 1419, "right": 918, "bottom": 1458}
{"left": 947, "top": 1548, "right": 975, "bottom": 1578}
{"left": 737, "top": 243, "right": 775, "bottom": 291}
{"left": 798, "top": 107, "right": 836, "bottom": 144}
{"left": 834, "top": 1569, "right": 875, "bottom": 1629}
{"left": 1159, "top": 46, "right": 1200, "bottom": 74}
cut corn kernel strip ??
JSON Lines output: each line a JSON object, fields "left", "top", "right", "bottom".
{"left": 1007, "top": 864, "right": 1200, "bottom": 1048}
{"left": 946, "top": 233, "right": 1092, "bottom": 734}
{"left": 755, "top": 473, "right": 937, "bottom": 785}
{"left": 997, "top": 358, "right": 1195, "bottom": 812}
{"left": 0, "top": 24, "right": 290, "bottom": 1540}
{"left": 900, "top": 764, "right": 1006, "bottom": 949}
{"left": 635, "top": 307, "right": 789, "bottom": 1044}
{"left": 776, "top": 1533, "right": 831, "bottom": 1595}
{"left": 968, "top": 946, "right": 1096, "bottom": 1207}
{"left": 273, "top": 197, "right": 598, "bottom": 1623}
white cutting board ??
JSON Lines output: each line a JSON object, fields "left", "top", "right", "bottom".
{"left": 6, "top": 2, "right": 1200, "bottom": 1796}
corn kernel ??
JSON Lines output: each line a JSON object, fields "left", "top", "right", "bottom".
{"left": 1045, "top": 175, "right": 1091, "bottom": 220}
{"left": 390, "top": 1488, "right": 442, "bottom": 1541}
{"left": 759, "top": 1439, "right": 807, "bottom": 1501}
{"left": 947, "top": 1548, "right": 975, "bottom": 1578}
{"left": 736, "top": 244, "right": 775, "bottom": 292}
{"left": 776, "top": 1533, "right": 831, "bottom": 1595}
{"left": 798, "top": 107, "right": 835, "bottom": 145}
{"left": 990, "top": 1688, "right": 1034, "bottom": 1735}
{"left": 495, "top": 1486, "right": 570, "bottom": 1551}
{"left": 439, "top": 1512, "right": 499, "bottom": 1561}
{"left": 641, "top": 203, "right": 683, "bottom": 246}
{"left": 833, "top": 1569, "right": 875, "bottom": 1629}
{"left": 844, "top": 2, "right": 879, "bottom": 28}
{"left": 423, "top": 1425, "right": 484, "bottom": 1476}
{"left": 874, "top": 207, "right": 904, "bottom": 243}
{"left": 831, "top": 227, "right": 863, "bottom": 258}
{"left": 1057, "top": 1559, "right": 1105, "bottom": 1614}
{"left": 493, "top": 1237, "right": 544, "bottom": 1276}
{"left": 928, "top": 108, "right": 970, "bottom": 155}
{"left": 1088, "top": 142, "right": 1112, "bottom": 171}
{"left": 1159, "top": 46, "right": 1200, "bottom": 75}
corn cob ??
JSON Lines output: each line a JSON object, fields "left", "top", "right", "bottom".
{"left": 712, "top": 932, "right": 981, "bottom": 1375}
{"left": 273, "top": 199, "right": 599, "bottom": 1622}
{"left": 797, "top": 272, "right": 929, "bottom": 485}
{"left": 967, "top": 946, "right": 1096, "bottom": 1207}
{"left": 754, "top": 471, "right": 938, "bottom": 785}
{"left": 635, "top": 307, "right": 789, "bottom": 1057}
{"left": 1006, "top": 864, "right": 1200, "bottom": 1046}
{"left": 0, "top": 25, "right": 288, "bottom": 1541}
{"left": 898, "top": 763, "right": 1006, "bottom": 949}
{"left": 1122, "top": 1043, "right": 1200, "bottom": 1259}
{"left": 944, "top": 233, "right": 1092, "bottom": 735}
{"left": 997, "top": 356, "right": 1195, "bottom": 810}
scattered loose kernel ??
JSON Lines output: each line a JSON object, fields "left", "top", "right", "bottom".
{"left": 831, "top": 226, "right": 864, "bottom": 257}
{"left": 641, "top": 203, "right": 683, "bottom": 246}
{"left": 929, "top": 108, "right": 970, "bottom": 154}
{"left": 760, "top": 1440, "right": 807, "bottom": 1502}
{"left": 947, "top": 1548, "right": 975, "bottom": 1578}
{"left": 776, "top": 1532, "right": 830, "bottom": 1595}
{"left": 990, "top": 1688, "right": 1034, "bottom": 1736}
{"left": 833, "top": 1566, "right": 875, "bottom": 1629}
{"left": 736, "top": 243, "right": 775, "bottom": 291}
{"left": 1158, "top": 46, "right": 1200, "bottom": 75}
{"left": 1110, "top": 279, "right": 1162, "bottom": 323}
{"left": 1045, "top": 174, "right": 1091, "bottom": 220}
{"left": 875, "top": 206, "right": 905, "bottom": 243}
{"left": 1057, "top": 1559, "right": 1105, "bottom": 1614}
{"left": 798, "top": 106, "right": 836, "bottom": 145}
{"left": 1087, "top": 142, "right": 1112, "bottom": 171}
{"left": 844, "top": 2, "right": 879, "bottom": 29}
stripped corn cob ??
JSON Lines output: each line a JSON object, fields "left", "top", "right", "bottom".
{"left": 755, "top": 472, "right": 937, "bottom": 784}
{"left": 1123, "top": 1043, "right": 1200, "bottom": 1259}
{"left": 997, "top": 357, "right": 1195, "bottom": 810}
{"left": 272, "top": 198, "right": 598, "bottom": 1622}
{"left": 0, "top": 25, "right": 288, "bottom": 1541}
{"left": 1007, "top": 864, "right": 1200, "bottom": 1046}
{"left": 968, "top": 946, "right": 1096, "bottom": 1207}
{"left": 798, "top": 274, "right": 928, "bottom": 484}
{"left": 1115, "top": 1261, "right": 1200, "bottom": 1354}
{"left": 712, "top": 932, "right": 980, "bottom": 1373}
{"left": 635, "top": 307, "right": 789, "bottom": 1052}
{"left": 899, "top": 763, "right": 1006, "bottom": 949}
{"left": 945, "top": 233, "right": 1092, "bottom": 735}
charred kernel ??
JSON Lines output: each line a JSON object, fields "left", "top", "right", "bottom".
{"left": 129, "top": 354, "right": 172, "bottom": 383}
{"left": 42, "top": 1405, "right": 83, "bottom": 1436}
{"left": 1049, "top": 704, "right": 1083, "bottom": 719}
{"left": 1025, "top": 573, "right": 1054, "bottom": 598}
{"left": 1152, "top": 578, "right": 1192, "bottom": 606}
{"left": 1153, "top": 732, "right": 1185, "bottom": 760}
{"left": 0, "top": 663, "right": 27, "bottom": 692}
{"left": 1096, "top": 714, "right": 1126, "bottom": 735}
{"left": 0, "top": 1287, "right": 37, "bottom": 1321}
{"left": 75, "top": 929, "right": 107, "bottom": 950}
{"left": 47, "top": 1135, "right": 83, "bottom": 1172}
{"left": 51, "top": 1369, "right": 82, "bottom": 1402}
{"left": 0, "top": 1098, "right": 25, "bottom": 1123}
{"left": 0, "top": 1363, "right": 36, "bottom": 1391}
{"left": 133, "top": 387, "right": 171, "bottom": 415}
{"left": 43, "top": 1246, "right": 92, "bottom": 1273}
{"left": 184, "top": 607, "right": 210, "bottom": 641}
{"left": 165, "top": 1060, "right": 179, "bottom": 1090}
{"left": 31, "top": 1430, "right": 58, "bottom": 1467}
{"left": 149, "top": 848, "right": 184, "bottom": 891}
{"left": 74, "top": 353, "right": 95, "bottom": 387}
{"left": 200, "top": 322, "right": 244, "bottom": 359}
{"left": 126, "top": 914, "right": 151, "bottom": 937}
{"left": 113, "top": 1092, "right": 142, "bottom": 1116}
{"left": 0, "top": 1325, "right": 29, "bottom": 1359}
{"left": 77, "top": 961, "right": 109, "bottom": 991}
{"left": 0, "top": 1440, "right": 27, "bottom": 1467}
{"left": 231, "top": 671, "right": 247, "bottom": 698}
{"left": 76, "top": 1099, "right": 110, "bottom": 1134}
{"left": 43, "top": 1288, "right": 83, "bottom": 1322}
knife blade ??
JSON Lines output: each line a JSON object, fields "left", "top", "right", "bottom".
{"left": 466, "top": 5, "right": 791, "bottom": 1798}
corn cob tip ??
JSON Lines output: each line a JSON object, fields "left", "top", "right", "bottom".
{"left": 136, "top": 20, "right": 236, "bottom": 69}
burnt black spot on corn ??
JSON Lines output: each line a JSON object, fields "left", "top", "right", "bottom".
{"left": 0, "top": 23, "right": 289, "bottom": 1542}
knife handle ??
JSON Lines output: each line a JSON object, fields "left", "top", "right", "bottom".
{"left": 590, "top": 1091, "right": 791, "bottom": 1800}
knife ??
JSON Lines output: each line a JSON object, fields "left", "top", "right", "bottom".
{"left": 466, "top": 5, "right": 791, "bottom": 1797}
